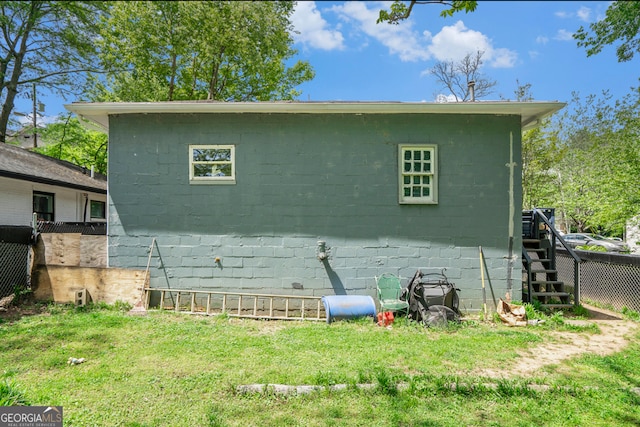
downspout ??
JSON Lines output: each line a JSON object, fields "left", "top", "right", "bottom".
{"left": 83, "top": 193, "right": 88, "bottom": 222}
{"left": 506, "top": 131, "right": 517, "bottom": 296}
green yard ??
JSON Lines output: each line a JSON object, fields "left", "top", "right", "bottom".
{"left": 1, "top": 303, "right": 639, "bottom": 426}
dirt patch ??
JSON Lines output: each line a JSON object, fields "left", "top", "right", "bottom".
{"left": 0, "top": 303, "right": 48, "bottom": 323}
{"left": 475, "top": 305, "right": 639, "bottom": 379}
{"left": 0, "top": 293, "right": 50, "bottom": 323}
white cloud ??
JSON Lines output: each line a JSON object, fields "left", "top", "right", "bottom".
{"left": 555, "top": 29, "right": 574, "bottom": 41}
{"left": 536, "top": 35, "right": 549, "bottom": 45}
{"left": 435, "top": 93, "right": 458, "bottom": 103}
{"left": 16, "top": 113, "right": 60, "bottom": 128}
{"left": 555, "top": 6, "right": 592, "bottom": 22}
{"left": 291, "top": 1, "right": 345, "bottom": 51}
{"left": 490, "top": 48, "right": 518, "bottom": 68}
{"left": 331, "top": 1, "right": 430, "bottom": 62}
{"left": 576, "top": 6, "right": 591, "bottom": 22}
{"left": 428, "top": 21, "right": 517, "bottom": 68}
{"left": 292, "top": 3, "right": 515, "bottom": 68}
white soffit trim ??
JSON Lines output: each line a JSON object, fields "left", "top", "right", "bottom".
{"left": 65, "top": 101, "right": 565, "bottom": 132}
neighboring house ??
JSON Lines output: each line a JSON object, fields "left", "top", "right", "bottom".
{"left": 5, "top": 126, "right": 38, "bottom": 149}
{"left": 0, "top": 143, "right": 107, "bottom": 226}
{"left": 67, "top": 101, "right": 563, "bottom": 311}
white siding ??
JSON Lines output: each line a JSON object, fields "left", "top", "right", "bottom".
{"left": 0, "top": 177, "right": 32, "bottom": 225}
{"left": 0, "top": 176, "right": 106, "bottom": 225}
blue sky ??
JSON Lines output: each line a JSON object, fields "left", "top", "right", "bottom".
{"left": 14, "top": 1, "right": 640, "bottom": 125}
{"left": 289, "top": 1, "right": 638, "bottom": 103}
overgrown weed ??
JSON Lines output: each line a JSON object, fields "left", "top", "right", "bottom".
{"left": 0, "top": 380, "right": 29, "bottom": 406}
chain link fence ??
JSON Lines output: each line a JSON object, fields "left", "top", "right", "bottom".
{"left": 0, "top": 223, "right": 107, "bottom": 298}
{"left": 0, "top": 226, "right": 35, "bottom": 298}
{"left": 0, "top": 243, "right": 31, "bottom": 298}
{"left": 557, "top": 249, "right": 640, "bottom": 312}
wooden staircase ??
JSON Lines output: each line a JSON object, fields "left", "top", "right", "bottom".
{"left": 522, "top": 238, "right": 572, "bottom": 308}
{"left": 522, "top": 209, "right": 574, "bottom": 308}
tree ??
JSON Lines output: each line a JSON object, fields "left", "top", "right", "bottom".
{"left": 574, "top": 1, "right": 640, "bottom": 63}
{"left": 519, "top": 82, "right": 566, "bottom": 215}
{"left": 521, "top": 126, "right": 564, "bottom": 212}
{"left": 377, "top": 0, "right": 478, "bottom": 24}
{"left": 430, "top": 51, "right": 496, "bottom": 101}
{"left": 87, "top": 1, "right": 314, "bottom": 102}
{"left": 537, "top": 90, "right": 640, "bottom": 236}
{"left": 0, "top": 1, "right": 107, "bottom": 143}
{"left": 34, "top": 116, "right": 108, "bottom": 175}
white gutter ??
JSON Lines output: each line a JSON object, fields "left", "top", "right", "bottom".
{"left": 65, "top": 100, "right": 565, "bottom": 132}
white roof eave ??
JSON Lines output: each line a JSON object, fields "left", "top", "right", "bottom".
{"left": 65, "top": 100, "right": 565, "bottom": 132}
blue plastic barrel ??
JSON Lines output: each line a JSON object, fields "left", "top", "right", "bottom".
{"left": 321, "top": 295, "right": 377, "bottom": 324}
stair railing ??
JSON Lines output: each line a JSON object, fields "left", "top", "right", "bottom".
{"left": 533, "top": 208, "right": 582, "bottom": 306}
{"left": 522, "top": 248, "right": 534, "bottom": 303}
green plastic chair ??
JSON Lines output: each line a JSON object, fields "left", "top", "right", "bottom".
{"left": 375, "top": 273, "right": 409, "bottom": 313}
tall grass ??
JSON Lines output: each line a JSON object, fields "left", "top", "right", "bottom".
{"left": 0, "top": 380, "right": 30, "bottom": 406}
{"left": 0, "top": 304, "right": 638, "bottom": 426}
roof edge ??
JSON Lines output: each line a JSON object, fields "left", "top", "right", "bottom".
{"left": 65, "top": 100, "right": 566, "bottom": 132}
{"left": 0, "top": 171, "right": 107, "bottom": 194}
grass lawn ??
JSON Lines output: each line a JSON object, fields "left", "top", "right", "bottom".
{"left": 1, "top": 303, "right": 639, "bottom": 426}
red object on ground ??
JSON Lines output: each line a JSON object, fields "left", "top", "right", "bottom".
{"left": 377, "top": 311, "right": 394, "bottom": 326}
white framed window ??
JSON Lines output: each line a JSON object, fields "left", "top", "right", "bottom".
{"left": 189, "top": 145, "right": 235, "bottom": 184}
{"left": 399, "top": 145, "right": 437, "bottom": 204}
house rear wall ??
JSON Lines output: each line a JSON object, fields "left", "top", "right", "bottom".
{"left": 108, "top": 112, "right": 523, "bottom": 312}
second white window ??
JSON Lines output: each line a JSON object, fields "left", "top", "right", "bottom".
{"left": 189, "top": 145, "right": 235, "bottom": 184}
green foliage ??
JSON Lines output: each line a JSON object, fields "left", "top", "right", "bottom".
{"left": 72, "top": 300, "right": 132, "bottom": 313}
{"left": 621, "top": 307, "right": 640, "bottom": 321}
{"left": 574, "top": 1, "right": 640, "bottom": 63}
{"left": 12, "top": 285, "right": 32, "bottom": 306}
{"left": 576, "top": 245, "right": 607, "bottom": 252}
{"left": 377, "top": 0, "right": 478, "bottom": 24}
{"left": 0, "top": 1, "right": 108, "bottom": 142}
{"left": 32, "top": 117, "right": 108, "bottom": 174}
{"left": 572, "top": 304, "right": 590, "bottom": 318}
{"left": 525, "top": 88, "right": 640, "bottom": 235}
{"left": 88, "top": 1, "right": 314, "bottom": 103}
{"left": 524, "top": 302, "right": 542, "bottom": 320}
{"left": 522, "top": 126, "right": 565, "bottom": 210}
{"left": 375, "top": 369, "right": 400, "bottom": 396}
{"left": 524, "top": 303, "right": 599, "bottom": 332}
{"left": 0, "top": 380, "right": 30, "bottom": 406}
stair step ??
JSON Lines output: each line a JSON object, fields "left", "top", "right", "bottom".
{"left": 523, "top": 239, "right": 542, "bottom": 244}
{"left": 541, "top": 304, "right": 574, "bottom": 309}
{"left": 531, "top": 291, "right": 571, "bottom": 298}
{"left": 531, "top": 280, "right": 564, "bottom": 285}
{"left": 531, "top": 269, "right": 557, "bottom": 274}
{"left": 529, "top": 259, "right": 552, "bottom": 263}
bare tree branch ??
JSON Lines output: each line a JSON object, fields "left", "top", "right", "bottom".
{"left": 430, "top": 50, "right": 496, "bottom": 102}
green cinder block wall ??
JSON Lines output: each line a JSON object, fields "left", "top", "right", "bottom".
{"left": 108, "top": 112, "right": 523, "bottom": 312}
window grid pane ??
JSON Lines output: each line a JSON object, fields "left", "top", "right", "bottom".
{"left": 399, "top": 145, "right": 436, "bottom": 204}
{"left": 189, "top": 145, "right": 235, "bottom": 184}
